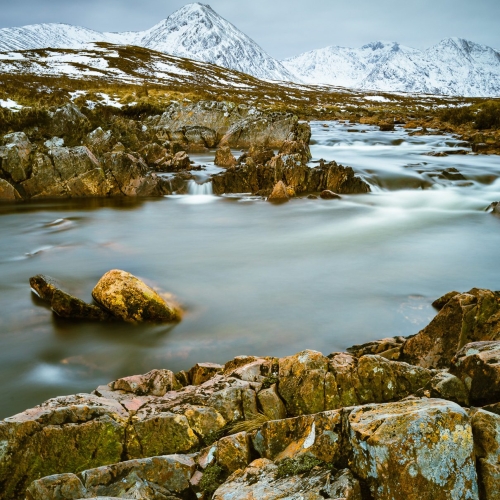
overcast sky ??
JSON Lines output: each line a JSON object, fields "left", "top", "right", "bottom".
{"left": 1, "top": 0, "right": 499, "bottom": 59}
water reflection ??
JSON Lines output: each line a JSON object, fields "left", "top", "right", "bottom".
{"left": 1, "top": 122, "right": 500, "bottom": 418}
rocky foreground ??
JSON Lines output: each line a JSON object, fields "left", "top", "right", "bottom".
{"left": 0, "top": 100, "right": 370, "bottom": 202}
{"left": 1, "top": 288, "right": 500, "bottom": 499}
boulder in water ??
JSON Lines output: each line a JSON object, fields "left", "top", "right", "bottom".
{"left": 268, "top": 181, "right": 289, "bottom": 203}
{"left": 320, "top": 190, "right": 341, "bottom": 199}
{"left": 214, "top": 145, "right": 237, "bottom": 167}
{"left": 92, "top": 269, "right": 182, "bottom": 323}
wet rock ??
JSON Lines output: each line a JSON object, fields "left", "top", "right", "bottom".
{"left": 92, "top": 269, "right": 182, "bottom": 323}
{"left": 27, "top": 454, "right": 196, "bottom": 500}
{"left": 257, "top": 384, "right": 287, "bottom": 421}
{"left": 320, "top": 189, "right": 341, "bottom": 199}
{"left": 449, "top": 341, "right": 500, "bottom": 405}
{"left": 0, "top": 394, "right": 128, "bottom": 500}
{"left": 253, "top": 410, "right": 343, "bottom": 464}
{"left": 0, "top": 131, "right": 33, "bottom": 182}
{"left": 0, "top": 178, "right": 21, "bottom": 200}
{"left": 401, "top": 288, "right": 500, "bottom": 368}
{"left": 347, "top": 398, "right": 478, "bottom": 500}
{"left": 279, "top": 140, "right": 312, "bottom": 163}
{"left": 170, "top": 150, "right": 191, "bottom": 170}
{"left": 268, "top": 180, "right": 289, "bottom": 202}
{"left": 112, "top": 369, "right": 182, "bottom": 396}
{"left": 432, "top": 290, "right": 461, "bottom": 310}
{"left": 51, "top": 289, "right": 111, "bottom": 321}
{"left": 278, "top": 350, "right": 328, "bottom": 416}
{"left": 442, "top": 167, "right": 466, "bottom": 181}
{"left": 217, "top": 432, "right": 252, "bottom": 473}
{"left": 470, "top": 408, "right": 500, "bottom": 500}
{"left": 30, "top": 274, "right": 61, "bottom": 301}
{"left": 139, "top": 142, "right": 168, "bottom": 167}
{"left": 184, "top": 125, "right": 218, "bottom": 149}
{"left": 49, "top": 103, "right": 91, "bottom": 145}
{"left": 379, "top": 123, "right": 395, "bottom": 131}
{"left": 213, "top": 458, "right": 331, "bottom": 500}
{"left": 190, "top": 362, "right": 224, "bottom": 386}
{"left": 214, "top": 145, "right": 237, "bottom": 167}
{"left": 242, "top": 145, "right": 276, "bottom": 166}
{"left": 416, "top": 371, "right": 469, "bottom": 406}
{"left": 346, "top": 336, "right": 406, "bottom": 359}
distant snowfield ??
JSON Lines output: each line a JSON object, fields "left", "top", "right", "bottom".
{"left": 0, "top": 2, "right": 499, "bottom": 96}
{"left": 283, "top": 39, "right": 500, "bottom": 97}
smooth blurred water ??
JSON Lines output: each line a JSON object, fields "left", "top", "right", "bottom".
{"left": 1, "top": 121, "right": 500, "bottom": 419}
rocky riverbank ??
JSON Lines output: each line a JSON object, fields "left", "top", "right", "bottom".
{"left": 2, "top": 287, "right": 500, "bottom": 499}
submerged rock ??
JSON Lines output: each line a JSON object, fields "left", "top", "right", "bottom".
{"left": 51, "top": 289, "right": 111, "bottom": 321}
{"left": 92, "top": 269, "right": 182, "bottom": 323}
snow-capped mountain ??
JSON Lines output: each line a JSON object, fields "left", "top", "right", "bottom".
{"left": 0, "top": 3, "right": 294, "bottom": 82}
{"left": 283, "top": 38, "right": 500, "bottom": 97}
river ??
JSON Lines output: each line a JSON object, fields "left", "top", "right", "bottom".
{"left": 1, "top": 121, "right": 500, "bottom": 419}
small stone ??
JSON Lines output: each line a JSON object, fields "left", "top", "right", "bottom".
{"left": 320, "top": 189, "right": 341, "bottom": 199}
{"left": 92, "top": 269, "right": 182, "bottom": 323}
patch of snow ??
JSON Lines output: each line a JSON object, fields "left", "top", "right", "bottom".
{"left": 364, "top": 96, "right": 391, "bottom": 102}
{"left": 0, "top": 98, "right": 23, "bottom": 111}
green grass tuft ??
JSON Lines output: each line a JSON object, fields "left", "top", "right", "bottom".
{"left": 276, "top": 455, "right": 333, "bottom": 479}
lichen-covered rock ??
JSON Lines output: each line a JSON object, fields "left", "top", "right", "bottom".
{"left": 253, "top": 410, "right": 343, "bottom": 464}
{"left": 347, "top": 398, "right": 478, "bottom": 500}
{"left": 112, "top": 368, "right": 182, "bottom": 396}
{"left": 470, "top": 408, "right": 500, "bottom": 500}
{"left": 449, "top": 341, "right": 500, "bottom": 405}
{"left": 278, "top": 140, "right": 312, "bottom": 163}
{"left": 183, "top": 405, "right": 227, "bottom": 442}
{"left": 432, "top": 290, "right": 461, "bottom": 310}
{"left": 257, "top": 384, "right": 287, "bottom": 421}
{"left": 0, "top": 178, "right": 21, "bottom": 200}
{"left": 401, "top": 288, "right": 500, "bottom": 368}
{"left": 278, "top": 350, "right": 328, "bottom": 416}
{"left": 214, "top": 145, "right": 237, "bottom": 167}
{"left": 325, "top": 353, "right": 432, "bottom": 410}
{"left": 346, "top": 336, "right": 406, "bottom": 360}
{"left": 26, "top": 455, "right": 196, "bottom": 500}
{"left": 0, "top": 394, "right": 128, "bottom": 500}
{"left": 213, "top": 458, "right": 331, "bottom": 500}
{"left": 127, "top": 411, "right": 199, "bottom": 459}
{"left": 416, "top": 371, "right": 470, "bottom": 405}
{"left": 323, "top": 468, "right": 363, "bottom": 500}
{"left": 85, "top": 128, "right": 117, "bottom": 157}
{"left": 268, "top": 180, "right": 289, "bottom": 202}
{"left": 48, "top": 103, "right": 91, "bottom": 144}
{"left": 0, "top": 131, "right": 33, "bottom": 182}
{"left": 92, "top": 269, "right": 182, "bottom": 323}
{"left": 190, "top": 362, "right": 224, "bottom": 386}
{"left": 51, "top": 289, "right": 111, "bottom": 321}
{"left": 217, "top": 432, "right": 252, "bottom": 473}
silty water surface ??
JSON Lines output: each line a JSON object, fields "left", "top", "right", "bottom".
{"left": 0, "top": 121, "right": 499, "bottom": 418}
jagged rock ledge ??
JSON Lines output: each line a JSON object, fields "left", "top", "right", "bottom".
{"left": 3, "top": 287, "right": 500, "bottom": 499}
{"left": 0, "top": 100, "right": 370, "bottom": 202}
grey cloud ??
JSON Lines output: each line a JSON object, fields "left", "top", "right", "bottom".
{"left": 1, "top": 0, "right": 499, "bottom": 59}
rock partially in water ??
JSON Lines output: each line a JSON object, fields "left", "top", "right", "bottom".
{"left": 92, "top": 269, "right": 182, "bottom": 323}
{"left": 29, "top": 274, "right": 61, "bottom": 301}
{"left": 51, "top": 289, "right": 111, "bottom": 321}
{"left": 450, "top": 341, "right": 500, "bottom": 405}
{"left": 401, "top": 288, "right": 500, "bottom": 368}
{"left": 319, "top": 189, "right": 341, "bottom": 200}
{"left": 379, "top": 122, "right": 395, "bottom": 131}
{"left": 348, "top": 399, "right": 478, "bottom": 500}
{"left": 268, "top": 180, "right": 290, "bottom": 203}
{"left": 214, "top": 145, "right": 237, "bottom": 167}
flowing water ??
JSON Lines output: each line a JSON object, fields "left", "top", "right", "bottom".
{"left": 1, "top": 121, "right": 500, "bottom": 419}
